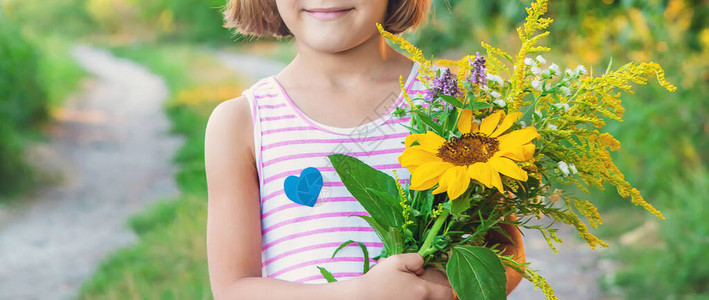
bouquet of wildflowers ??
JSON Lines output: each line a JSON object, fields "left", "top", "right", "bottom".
{"left": 320, "top": 1, "right": 676, "bottom": 299}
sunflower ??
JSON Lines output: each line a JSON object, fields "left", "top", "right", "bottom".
{"left": 399, "top": 110, "right": 539, "bottom": 200}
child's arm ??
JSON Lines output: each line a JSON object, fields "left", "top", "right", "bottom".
{"left": 205, "top": 98, "right": 454, "bottom": 300}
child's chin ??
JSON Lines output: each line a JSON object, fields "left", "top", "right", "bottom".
{"left": 299, "top": 35, "right": 363, "bottom": 54}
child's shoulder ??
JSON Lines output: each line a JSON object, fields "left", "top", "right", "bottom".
{"left": 206, "top": 75, "right": 281, "bottom": 141}
{"left": 241, "top": 76, "right": 280, "bottom": 99}
{"left": 208, "top": 96, "right": 251, "bottom": 134}
{"left": 207, "top": 77, "right": 276, "bottom": 135}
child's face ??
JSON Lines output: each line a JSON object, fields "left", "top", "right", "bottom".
{"left": 275, "top": 0, "right": 389, "bottom": 53}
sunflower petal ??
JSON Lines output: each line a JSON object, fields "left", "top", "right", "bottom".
{"left": 490, "top": 170, "right": 504, "bottom": 193}
{"left": 404, "top": 131, "right": 446, "bottom": 152}
{"left": 442, "top": 166, "right": 470, "bottom": 200}
{"left": 495, "top": 141, "right": 537, "bottom": 161}
{"left": 489, "top": 157, "right": 528, "bottom": 181}
{"left": 521, "top": 143, "right": 536, "bottom": 161}
{"left": 498, "top": 127, "right": 540, "bottom": 148}
{"left": 479, "top": 110, "right": 504, "bottom": 136}
{"left": 410, "top": 161, "right": 453, "bottom": 190}
{"left": 418, "top": 177, "right": 442, "bottom": 192}
{"left": 404, "top": 134, "right": 418, "bottom": 148}
{"left": 490, "top": 112, "right": 523, "bottom": 138}
{"left": 432, "top": 183, "right": 447, "bottom": 195}
{"left": 399, "top": 146, "right": 442, "bottom": 172}
{"left": 468, "top": 162, "right": 505, "bottom": 192}
{"left": 468, "top": 162, "right": 493, "bottom": 188}
{"left": 456, "top": 109, "right": 473, "bottom": 134}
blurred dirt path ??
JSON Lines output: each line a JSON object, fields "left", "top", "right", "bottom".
{"left": 0, "top": 46, "right": 181, "bottom": 300}
{"left": 509, "top": 220, "right": 611, "bottom": 300}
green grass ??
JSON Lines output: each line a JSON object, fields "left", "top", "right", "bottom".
{"left": 0, "top": 19, "right": 86, "bottom": 202}
{"left": 77, "top": 43, "right": 243, "bottom": 299}
{"left": 79, "top": 194, "right": 213, "bottom": 300}
{"left": 36, "top": 36, "right": 87, "bottom": 108}
{"left": 601, "top": 167, "right": 709, "bottom": 299}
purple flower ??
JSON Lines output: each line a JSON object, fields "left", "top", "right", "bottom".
{"left": 469, "top": 52, "right": 487, "bottom": 86}
{"left": 424, "top": 69, "right": 462, "bottom": 102}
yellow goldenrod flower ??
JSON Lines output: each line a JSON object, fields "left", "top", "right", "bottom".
{"left": 398, "top": 110, "right": 539, "bottom": 199}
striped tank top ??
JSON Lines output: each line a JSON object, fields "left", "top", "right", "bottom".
{"left": 242, "top": 62, "right": 424, "bottom": 284}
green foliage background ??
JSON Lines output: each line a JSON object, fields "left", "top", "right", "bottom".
{"left": 0, "top": 17, "right": 49, "bottom": 196}
{"left": 410, "top": 1, "right": 709, "bottom": 297}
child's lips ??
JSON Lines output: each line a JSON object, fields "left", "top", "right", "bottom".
{"left": 303, "top": 7, "right": 354, "bottom": 21}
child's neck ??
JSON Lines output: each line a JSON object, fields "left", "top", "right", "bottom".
{"left": 274, "top": 33, "right": 414, "bottom": 129}
{"left": 284, "top": 34, "right": 408, "bottom": 89}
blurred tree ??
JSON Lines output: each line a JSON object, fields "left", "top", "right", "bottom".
{"left": 0, "top": 17, "right": 47, "bottom": 196}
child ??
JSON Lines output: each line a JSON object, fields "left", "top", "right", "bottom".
{"left": 205, "top": 1, "right": 525, "bottom": 299}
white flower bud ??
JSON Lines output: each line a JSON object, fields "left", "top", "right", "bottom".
{"left": 531, "top": 65, "right": 542, "bottom": 76}
{"left": 560, "top": 86, "right": 571, "bottom": 96}
{"left": 553, "top": 103, "right": 570, "bottom": 111}
{"left": 490, "top": 91, "right": 502, "bottom": 99}
{"left": 569, "top": 164, "right": 578, "bottom": 174}
{"left": 531, "top": 79, "right": 543, "bottom": 91}
{"left": 486, "top": 74, "right": 504, "bottom": 86}
{"left": 536, "top": 55, "right": 546, "bottom": 64}
{"left": 493, "top": 98, "right": 506, "bottom": 107}
{"left": 575, "top": 65, "right": 588, "bottom": 75}
{"left": 524, "top": 57, "right": 534, "bottom": 66}
{"left": 558, "top": 161, "right": 570, "bottom": 176}
{"left": 565, "top": 68, "right": 575, "bottom": 77}
{"left": 549, "top": 63, "right": 560, "bottom": 75}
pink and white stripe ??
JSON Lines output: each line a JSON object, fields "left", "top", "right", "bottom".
{"left": 241, "top": 62, "right": 425, "bottom": 284}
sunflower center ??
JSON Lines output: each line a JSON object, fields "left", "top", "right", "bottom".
{"left": 436, "top": 133, "right": 499, "bottom": 166}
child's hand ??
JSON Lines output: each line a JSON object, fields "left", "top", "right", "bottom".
{"left": 353, "top": 253, "right": 454, "bottom": 300}
{"left": 420, "top": 267, "right": 459, "bottom": 300}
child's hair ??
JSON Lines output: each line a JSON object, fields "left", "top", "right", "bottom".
{"left": 223, "top": 0, "right": 431, "bottom": 38}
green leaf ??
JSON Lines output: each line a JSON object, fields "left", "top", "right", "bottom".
{"left": 438, "top": 95, "right": 465, "bottom": 108}
{"left": 466, "top": 101, "right": 493, "bottom": 110}
{"left": 386, "top": 227, "right": 405, "bottom": 255}
{"left": 444, "top": 109, "right": 459, "bottom": 133}
{"left": 466, "top": 91, "right": 476, "bottom": 104}
{"left": 604, "top": 57, "right": 614, "bottom": 75}
{"left": 332, "top": 240, "right": 371, "bottom": 273}
{"left": 412, "top": 110, "right": 444, "bottom": 135}
{"left": 328, "top": 154, "right": 405, "bottom": 229}
{"left": 317, "top": 267, "right": 338, "bottom": 283}
{"left": 451, "top": 198, "right": 471, "bottom": 215}
{"left": 351, "top": 215, "right": 403, "bottom": 257}
{"left": 401, "top": 123, "right": 423, "bottom": 134}
{"left": 446, "top": 246, "right": 507, "bottom": 300}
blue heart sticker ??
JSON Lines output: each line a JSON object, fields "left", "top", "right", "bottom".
{"left": 284, "top": 167, "right": 323, "bottom": 207}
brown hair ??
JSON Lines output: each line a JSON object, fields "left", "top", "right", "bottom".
{"left": 223, "top": 0, "right": 431, "bottom": 38}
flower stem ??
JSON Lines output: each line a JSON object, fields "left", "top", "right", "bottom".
{"left": 418, "top": 210, "right": 451, "bottom": 257}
